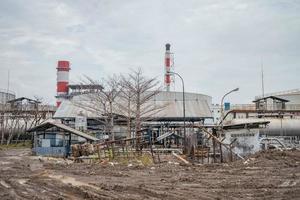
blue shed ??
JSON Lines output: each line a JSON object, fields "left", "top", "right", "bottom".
{"left": 27, "top": 121, "right": 99, "bottom": 157}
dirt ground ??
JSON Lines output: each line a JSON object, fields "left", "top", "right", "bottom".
{"left": 0, "top": 148, "right": 299, "bottom": 200}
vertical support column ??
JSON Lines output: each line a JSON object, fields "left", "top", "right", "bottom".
{"left": 212, "top": 128, "right": 216, "bottom": 163}
{"left": 219, "top": 142, "right": 223, "bottom": 163}
{"left": 33, "top": 131, "right": 37, "bottom": 150}
{"left": 68, "top": 133, "right": 71, "bottom": 157}
{"left": 230, "top": 146, "right": 233, "bottom": 162}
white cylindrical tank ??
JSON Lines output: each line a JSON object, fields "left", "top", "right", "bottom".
{"left": 230, "top": 118, "right": 300, "bottom": 136}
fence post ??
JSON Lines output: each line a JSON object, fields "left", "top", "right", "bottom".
{"left": 219, "top": 143, "right": 223, "bottom": 163}
{"left": 97, "top": 145, "right": 101, "bottom": 161}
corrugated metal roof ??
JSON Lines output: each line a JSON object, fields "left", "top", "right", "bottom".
{"left": 27, "top": 121, "right": 99, "bottom": 141}
{"left": 54, "top": 91, "right": 212, "bottom": 120}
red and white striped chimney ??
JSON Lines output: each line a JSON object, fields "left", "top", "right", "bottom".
{"left": 56, "top": 60, "right": 70, "bottom": 107}
{"left": 165, "top": 43, "right": 171, "bottom": 91}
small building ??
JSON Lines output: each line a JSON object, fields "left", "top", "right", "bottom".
{"left": 211, "top": 104, "right": 221, "bottom": 123}
{"left": 255, "top": 89, "right": 300, "bottom": 105}
{"left": 7, "top": 97, "right": 41, "bottom": 111}
{"left": 28, "top": 121, "right": 99, "bottom": 157}
{"left": 0, "top": 88, "right": 15, "bottom": 105}
{"left": 222, "top": 121, "right": 270, "bottom": 156}
{"left": 253, "top": 96, "right": 289, "bottom": 111}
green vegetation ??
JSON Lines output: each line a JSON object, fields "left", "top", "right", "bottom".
{"left": 0, "top": 141, "right": 31, "bottom": 150}
{"left": 113, "top": 153, "right": 154, "bottom": 166}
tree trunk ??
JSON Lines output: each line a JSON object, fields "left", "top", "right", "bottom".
{"left": 0, "top": 113, "right": 4, "bottom": 145}
{"left": 126, "top": 98, "right": 131, "bottom": 146}
{"left": 135, "top": 93, "right": 141, "bottom": 151}
{"left": 7, "top": 118, "right": 18, "bottom": 145}
{"left": 109, "top": 101, "right": 114, "bottom": 141}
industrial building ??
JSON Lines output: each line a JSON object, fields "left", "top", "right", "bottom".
{"left": 53, "top": 44, "right": 212, "bottom": 127}
{"left": 0, "top": 89, "right": 15, "bottom": 105}
{"left": 31, "top": 44, "right": 214, "bottom": 157}
{"left": 220, "top": 93, "right": 300, "bottom": 154}
{"left": 29, "top": 43, "right": 300, "bottom": 158}
{"left": 53, "top": 91, "right": 212, "bottom": 141}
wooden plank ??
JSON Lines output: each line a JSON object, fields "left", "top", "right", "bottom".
{"left": 172, "top": 152, "right": 190, "bottom": 165}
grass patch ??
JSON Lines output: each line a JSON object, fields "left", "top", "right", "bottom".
{"left": 112, "top": 153, "right": 154, "bottom": 166}
{"left": 137, "top": 154, "right": 153, "bottom": 166}
{"left": 0, "top": 141, "right": 32, "bottom": 150}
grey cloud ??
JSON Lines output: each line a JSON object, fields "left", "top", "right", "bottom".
{"left": 0, "top": 0, "right": 299, "bottom": 104}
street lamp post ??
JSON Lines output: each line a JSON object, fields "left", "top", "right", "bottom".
{"left": 219, "top": 87, "right": 239, "bottom": 125}
{"left": 167, "top": 71, "right": 186, "bottom": 153}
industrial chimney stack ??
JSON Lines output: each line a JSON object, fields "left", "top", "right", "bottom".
{"left": 164, "top": 43, "right": 173, "bottom": 91}
{"left": 56, "top": 60, "right": 70, "bottom": 107}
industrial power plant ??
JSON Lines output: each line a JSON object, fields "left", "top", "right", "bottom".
{"left": 1, "top": 41, "right": 300, "bottom": 198}
{"left": 1, "top": 43, "right": 300, "bottom": 158}
{"left": 1, "top": 1, "right": 300, "bottom": 197}
{"left": 2, "top": 44, "right": 288, "bottom": 161}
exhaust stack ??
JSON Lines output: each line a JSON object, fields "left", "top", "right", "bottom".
{"left": 165, "top": 43, "right": 172, "bottom": 91}
{"left": 56, "top": 60, "right": 70, "bottom": 107}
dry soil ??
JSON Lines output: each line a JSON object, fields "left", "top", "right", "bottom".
{"left": 0, "top": 148, "right": 299, "bottom": 200}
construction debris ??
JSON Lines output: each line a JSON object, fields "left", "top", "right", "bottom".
{"left": 172, "top": 152, "right": 190, "bottom": 165}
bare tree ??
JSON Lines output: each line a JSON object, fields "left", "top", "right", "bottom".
{"left": 0, "top": 97, "right": 53, "bottom": 145}
{"left": 76, "top": 75, "right": 123, "bottom": 140}
{"left": 74, "top": 69, "right": 166, "bottom": 149}
{"left": 0, "top": 102, "right": 8, "bottom": 144}
{"left": 115, "top": 82, "right": 134, "bottom": 143}
{"left": 121, "top": 68, "right": 163, "bottom": 150}
{"left": 21, "top": 96, "right": 50, "bottom": 143}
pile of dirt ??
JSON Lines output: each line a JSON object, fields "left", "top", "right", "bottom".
{"left": 238, "top": 149, "right": 300, "bottom": 168}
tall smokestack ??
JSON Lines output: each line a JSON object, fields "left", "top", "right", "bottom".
{"left": 165, "top": 43, "right": 171, "bottom": 91}
{"left": 56, "top": 60, "right": 70, "bottom": 107}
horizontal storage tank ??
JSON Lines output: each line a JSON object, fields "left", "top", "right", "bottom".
{"left": 259, "top": 119, "right": 300, "bottom": 137}
{"left": 230, "top": 118, "right": 300, "bottom": 136}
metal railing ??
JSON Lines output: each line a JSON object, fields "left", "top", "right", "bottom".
{"left": 286, "top": 104, "right": 300, "bottom": 110}
{"left": 0, "top": 104, "right": 56, "bottom": 112}
{"left": 230, "top": 104, "right": 256, "bottom": 110}
{"left": 229, "top": 104, "right": 300, "bottom": 111}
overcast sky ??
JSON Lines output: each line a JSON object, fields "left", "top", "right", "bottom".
{"left": 0, "top": 0, "right": 299, "bottom": 104}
